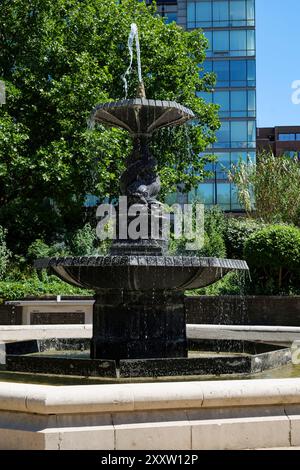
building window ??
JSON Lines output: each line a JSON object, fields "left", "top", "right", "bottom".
{"left": 231, "top": 121, "right": 247, "bottom": 147}
{"left": 230, "top": 0, "right": 246, "bottom": 23}
{"left": 247, "top": 121, "right": 256, "bottom": 147}
{"left": 202, "top": 31, "right": 213, "bottom": 53}
{"left": 190, "top": 151, "right": 255, "bottom": 210}
{"left": 197, "top": 89, "right": 256, "bottom": 118}
{"left": 231, "top": 90, "right": 247, "bottom": 117}
{"left": 215, "top": 122, "right": 230, "bottom": 147}
{"left": 247, "top": 90, "right": 256, "bottom": 117}
{"left": 214, "top": 91, "right": 230, "bottom": 115}
{"left": 213, "top": 1, "right": 229, "bottom": 27}
{"left": 214, "top": 31, "right": 229, "bottom": 53}
{"left": 187, "top": 0, "right": 255, "bottom": 29}
{"left": 278, "top": 133, "right": 298, "bottom": 141}
{"left": 204, "top": 151, "right": 254, "bottom": 176}
{"left": 163, "top": 12, "right": 177, "bottom": 23}
{"left": 196, "top": 183, "right": 215, "bottom": 205}
{"left": 217, "top": 183, "right": 231, "bottom": 210}
{"left": 213, "top": 120, "right": 256, "bottom": 148}
{"left": 204, "top": 30, "right": 255, "bottom": 57}
{"left": 200, "top": 60, "right": 256, "bottom": 88}
{"left": 213, "top": 60, "right": 230, "bottom": 86}
{"left": 230, "top": 60, "right": 246, "bottom": 86}
{"left": 230, "top": 59, "right": 256, "bottom": 86}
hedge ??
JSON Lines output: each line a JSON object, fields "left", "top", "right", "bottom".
{"left": 244, "top": 224, "right": 300, "bottom": 293}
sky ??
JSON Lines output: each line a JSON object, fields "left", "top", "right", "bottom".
{"left": 256, "top": 0, "right": 300, "bottom": 127}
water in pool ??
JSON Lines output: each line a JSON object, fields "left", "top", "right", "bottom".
{"left": 0, "top": 363, "right": 299, "bottom": 386}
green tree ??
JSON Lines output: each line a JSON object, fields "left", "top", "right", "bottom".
{"left": 0, "top": 0, "right": 219, "bottom": 255}
{"left": 228, "top": 152, "right": 300, "bottom": 225}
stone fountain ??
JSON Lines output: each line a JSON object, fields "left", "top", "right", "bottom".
{"left": 6, "top": 24, "right": 255, "bottom": 379}
{"left": 0, "top": 26, "right": 297, "bottom": 452}
{"left": 34, "top": 85, "right": 248, "bottom": 364}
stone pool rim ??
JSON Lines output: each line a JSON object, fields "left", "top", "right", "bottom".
{"left": 1, "top": 378, "right": 300, "bottom": 449}
{"left": 0, "top": 378, "right": 300, "bottom": 414}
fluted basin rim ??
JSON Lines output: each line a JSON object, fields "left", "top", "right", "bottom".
{"left": 91, "top": 98, "right": 195, "bottom": 134}
{"left": 92, "top": 98, "right": 195, "bottom": 118}
{"left": 35, "top": 256, "right": 249, "bottom": 271}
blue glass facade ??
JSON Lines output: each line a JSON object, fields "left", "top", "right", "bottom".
{"left": 187, "top": 0, "right": 255, "bottom": 28}
{"left": 187, "top": 0, "right": 256, "bottom": 211}
{"left": 155, "top": 0, "right": 256, "bottom": 211}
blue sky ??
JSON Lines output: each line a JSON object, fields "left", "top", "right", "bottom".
{"left": 256, "top": 0, "right": 300, "bottom": 126}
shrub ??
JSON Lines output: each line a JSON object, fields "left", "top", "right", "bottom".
{"left": 69, "top": 223, "right": 96, "bottom": 256}
{"left": 0, "top": 226, "right": 11, "bottom": 279}
{"left": 224, "top": 218, "right": 265, "bottom": 259}
{"left": 168, "top": 206, "right": 226, "bottom": 258}
{"left": 27, "top": 239, "right": 52, "bottom": 260}
{"left": 201, "top": 231, "right": 226, "bottom": 258}
{"left": 69, "top": 223, "right": 111, "bottom": 256}
{"left": 27, "top": 239, "right": 67, "bottom": 263}
{"left": 203, "top": 206, "right": 226, "bottom": 257}
{"left": 244, "top": 224, "right": 300, "bottom": 293}
{"left": 204, "top": 206, "right": 226, "bottom": 237}
{"left": 0, "top": 271, "right": 90, "bottom": 302}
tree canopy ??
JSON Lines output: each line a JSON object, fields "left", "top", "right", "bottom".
{"left": 0, "top": 0, "right": 219, "bottom": 254}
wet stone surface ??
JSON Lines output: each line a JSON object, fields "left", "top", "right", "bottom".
{"left": 91, "top": 290, "right": 187, "bottom": 360}
{"left": 6, "top": 354, "right": 117, "bottom": 378}
{"left": 4, "top": 341, "right": 291, "bottom": 379}
{"left": 119, "top": 356, "right": 252, "bottom": 378}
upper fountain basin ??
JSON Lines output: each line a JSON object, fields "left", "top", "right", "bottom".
{"left": 35, "top": 256, "right": 248, "bottom": 291}
{"left": 91, "top": 99, "right": 195, "bottom": 135}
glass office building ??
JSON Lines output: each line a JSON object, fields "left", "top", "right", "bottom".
{"left": 154, "top": 0, "right": 257, "bottom": 211}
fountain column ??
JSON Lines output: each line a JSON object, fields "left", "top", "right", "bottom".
{"left": 91, "top": 289, "right": 187, "bottom": 360}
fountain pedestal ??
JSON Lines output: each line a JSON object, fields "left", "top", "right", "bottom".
{"left": 91, "top": 289, "right": 187, "bottom": 360}
{"left": 34, "top": 87, "right": 249, "bottom": 369}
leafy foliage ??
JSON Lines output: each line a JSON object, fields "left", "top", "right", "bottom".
{"left": 27, "top": 238, "right": 67, "bottom": 263}
{"left": 228, "top": 152, "right": 300, "bottom": 225}
{"left": 224, "top": 217, "right": 265, "bottom": 259}
{"left": 0, "top": 0, "right": 219, "bottom": 255}
{"left": 204, "top": 206, "right": 226, "bottom": 237}
{"left": 68, "top": 222, "right": 111, "bottom": 255}
{"left": 68, "top": 223, "right": 97, "bottom": 256}
{"left": 244, "top": 224, "right": 300, "bottom": 294}
{"left": 27, "top": 223, "right": 111, "bottom": 261}
{"left": 202, "top": 206, "right": 226, "bottom": 257}
{"left": 169, "top": 206, "right": 226, "bottom": 258}
{"left": 0, "top": 271, "right": 89, "bottom": 301}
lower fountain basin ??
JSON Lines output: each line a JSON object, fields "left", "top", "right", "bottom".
{"left": 35, "top": 256, "right": 248, "bottom": 291}
{"left": 4, "top": 338, "right": 291, "bottom": 380}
